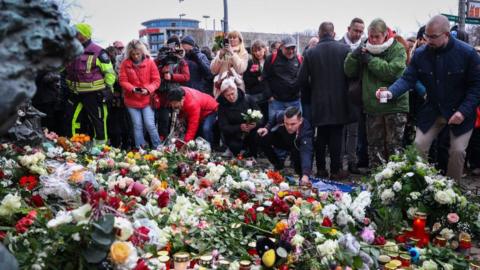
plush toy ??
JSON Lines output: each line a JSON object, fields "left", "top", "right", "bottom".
{"left": 255, "top": 237, "right": 292, "bottom": 268}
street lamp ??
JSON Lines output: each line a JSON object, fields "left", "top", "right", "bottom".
{"left": 202, "top": 15, "right": 210, "bottom": 30}
{"left": 203, "top": 15, "right": 210, "bottom": 47}
{"left": 179, "top": 13, "right": 186, "bottom": 36}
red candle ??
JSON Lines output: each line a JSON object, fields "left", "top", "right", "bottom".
{"left": 412, "top": 212, "right": 426, "bottom": 238}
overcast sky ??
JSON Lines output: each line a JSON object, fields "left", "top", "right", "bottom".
{"left": 67, "top": 0, "right": 459, "bottom": 47}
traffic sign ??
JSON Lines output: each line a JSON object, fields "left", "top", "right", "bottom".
{"left": 442, "top": 13, "right": 459, "bottom": 22}
{"left": 441, "top": 13, "right": 480, "bottom": 25}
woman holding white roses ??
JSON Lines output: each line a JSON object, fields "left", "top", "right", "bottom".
{"left": 217, "top": 77, "right": 263, "bottom": 157}
{"left": 243, "top": 40, "right": 269, "bottom": 121}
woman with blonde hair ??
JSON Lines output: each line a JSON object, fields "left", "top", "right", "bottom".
{"left": 243, "top": 39, "right": 269, "bottom": 120}
{"left": 119, "top": 39, "right": 161, "bottom": 149}
{"left": 211, "top": 30, "right": 248, "bottom": 97}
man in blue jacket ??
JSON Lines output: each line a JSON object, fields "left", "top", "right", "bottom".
{"left": 377, "top": 15, "right": 480, "bottom": 181}
{"left": 181, "top": 36, "right": 213, "bottom": 94}
{"left": 257, "top": 106, "right": 313, "bottom": 184}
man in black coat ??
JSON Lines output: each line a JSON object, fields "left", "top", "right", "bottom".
{"left": 257, "top": 106, "right": 313, "bottom": 185}
{"left": 297, "top": 22, "right": 354, "bottom": 180}
{"left": 181, "top": 36, "right": 213, "bottom": 94}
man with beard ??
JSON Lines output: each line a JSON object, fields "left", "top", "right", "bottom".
{"left": 377, "top": 15, "right": 480, "bottom": 182}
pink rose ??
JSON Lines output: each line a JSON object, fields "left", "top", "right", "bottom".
{"left": 447, "top": 213, "right": 459, "bottom": 224}
{"left": 333, "top": 190, "right": 343, "bottom": 201}
{"left": 250, "top": 64, "right": 259, "bottom": 72}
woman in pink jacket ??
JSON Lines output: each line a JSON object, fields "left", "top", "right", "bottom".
{"left": 119, "top": 40, "right": 161, "bottom": 149}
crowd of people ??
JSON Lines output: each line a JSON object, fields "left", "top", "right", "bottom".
{"left": 31, "top": 14, "right": 480, "bottom": 183}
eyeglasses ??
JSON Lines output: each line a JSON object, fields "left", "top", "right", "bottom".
{"left": 285, "top": 46, "right": 296, "bottom": 51}
{"left": 423, "top": 32, "right": 446, "bottom": 40}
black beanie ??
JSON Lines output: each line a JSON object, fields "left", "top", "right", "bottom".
{"left": 181, "top": 35, "right": 196, "bottom": 47}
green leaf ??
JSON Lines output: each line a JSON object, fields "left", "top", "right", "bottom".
{"left": 353, "top": 256, "right": 364, "bottom": 269}
{"left": 82, "top": 247, "right": 107, "bottom": 264}
{"left": 92, "top": 214, "right": 114, "bottom": 234}
{"left": 92, "top": 230, "right": 115, "bottom": 247}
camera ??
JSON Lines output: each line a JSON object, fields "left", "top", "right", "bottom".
{"left": 157, "top": 42, "right": 184, "bottom": 66}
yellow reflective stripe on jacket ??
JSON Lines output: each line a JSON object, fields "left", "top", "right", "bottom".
{"left": 96, "top": 58, "right": 116, "bottom": 87}
{"left": 86, "top": 55, "right": 94, "bottom": 73}
{"left": 66, "top": 79, "right": 106, "bottom": 92}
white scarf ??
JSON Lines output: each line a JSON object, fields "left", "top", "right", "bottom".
{"left": 366, "top": 37, "right": 394, "bottom": 55}
{"left": 343, "top": 33, "right": 362, "bottom": 50}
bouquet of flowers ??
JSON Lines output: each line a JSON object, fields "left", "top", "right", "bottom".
{"left": 241, "top": 109, "right": 263, "bottom": 124}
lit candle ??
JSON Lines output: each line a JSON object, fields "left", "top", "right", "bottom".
{"left": 412, "top": 212, "right": 426, "bottom": 238}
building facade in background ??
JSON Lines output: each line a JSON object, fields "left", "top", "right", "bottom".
{"left": 139, "top": 17, "right": 313, "bottom": 55}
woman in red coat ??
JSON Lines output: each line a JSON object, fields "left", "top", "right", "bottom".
{"left": 119, "top": 39, "right": 161, "bottom": 149}
{"left": 166, "top": 86, "right": 218, "bottom": 143}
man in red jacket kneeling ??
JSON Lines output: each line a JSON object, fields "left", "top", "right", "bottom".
{"left": 166, "top": 86, "right": 218, "bottom": 144}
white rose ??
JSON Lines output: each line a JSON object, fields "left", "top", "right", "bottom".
{"left": 0, "top": 193, "right": 22, "bottom": 216}
{"left": 239, "top": 170, "right": 250, "bottom": 181}
{"left": 392, "top": 181, "right": 402, "bottom": 192}
{"left": 130, "top": 165, "right": 140, "bottom": 173}
{"left": 114, "top": 217, "right": 134, "bottom": 241}
{"left": 434, "top": 190, "right": 453, "bottom": 205}
{"left": 424, "top": 176, "right": 434, "bottom": 185}
{"left": 439, "top": 228, "right": 454, "bottom": 240}
{"left": 47, "top": 211, "right": 73, "bottom": 228}
{"left": 380, "top": 189, "right": 395, "bottom": 203}
{"left": 382, "top": 168, "right": 394, "bottom": 179}
{"left": 71, "top": 204, "right": 92, "bottom": 223}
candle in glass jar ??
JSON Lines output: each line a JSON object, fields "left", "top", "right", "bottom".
{"left": 173, "top": 252, "right": 190, "bottom": 270}
{"left": 159, "top": 255, "right": 171, "bottom": 270}
{"left": 239, "top": 260, "right": 252, "bottom": 270}
{"left": 399, "top": 254, "right": 411, "bottom": 267}
{"left": 412, "top": 212, "right": 426, "bottom": 237}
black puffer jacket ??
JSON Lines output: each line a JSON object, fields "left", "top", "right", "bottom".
{"left": 262, "top": 50, "right": 302, "bottom": 102}
{"left": 243, "top": 59, "right": 269, "bottom": 103}
{"left": 217, "top": 90, "right": 262, "bottom": 139}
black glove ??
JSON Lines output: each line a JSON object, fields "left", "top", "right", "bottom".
{"left": 359, "top": 52, "right": 372, "bottom": 64}
{"left": 100, "top": 88, "right": 114, "bottom": 103}
{"left": 351, "top": 46, "right": 363, "bottom": 59}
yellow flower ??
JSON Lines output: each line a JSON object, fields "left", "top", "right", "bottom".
{"left": 110, "top": 241, "right": 131, "bottom": 264}
{"left": 329, "top": 229, "right": 337, "bottom": 236}
{"left": 103, "top": 145, "right": 111, "bottom": 152}
{"left": 312, "top": 202, "right": 323, "bottom": 212}
{"left": 127, "top": 152, "right": 134, "bottom": 159}
{"left": 134, "top": 153, "right": 141, "bottom": 160}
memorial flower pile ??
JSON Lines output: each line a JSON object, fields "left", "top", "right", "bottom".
{"left": 0, "top": 137, "right": 479, "bottom": 269}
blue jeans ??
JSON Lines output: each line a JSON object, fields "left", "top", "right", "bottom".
{"left": 127, "top": 106, "right": 161, "bottom": 149}
{"left": 268, "top": 99, "right": 302, "bottom": 126}
{"left": 199, "top": 112, "right": 217, "bottom": 145}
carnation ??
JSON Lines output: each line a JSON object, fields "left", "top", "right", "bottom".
{"left": 321, "top": 204, "right": 337, "bottom": 220}
{"left": 447, "top": 213, "right": 459, "bottom": 224}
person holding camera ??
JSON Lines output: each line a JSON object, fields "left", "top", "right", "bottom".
{"left": 210, "top": 31, "right": 248, "bottom": 97}
{"left": 154, "top": 36, "right": 190, "bottom": 138}
{"left": 119, "top": 39, "right": 161, "bottom": 149}
{"left": 181, "top": 35, "right": 213, "bottom": 94}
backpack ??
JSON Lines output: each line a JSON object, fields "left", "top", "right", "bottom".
{"left": 270, "top": 50, "right": 303, "bottom": 65}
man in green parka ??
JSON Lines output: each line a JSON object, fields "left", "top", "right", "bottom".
{"left": 344, "top": 18, "right": 408, "bottom": 168}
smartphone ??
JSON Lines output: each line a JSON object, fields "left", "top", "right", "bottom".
{"left": 223, "top": 38, "right": 229, "bottom": 47}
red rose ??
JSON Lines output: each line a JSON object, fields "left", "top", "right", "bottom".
{"left": 199, "top": 178, "right": 212, "bottom": 188}
{"left": 120, "top": 168, "right": 129, "bottom": 176}
{"left": 19, "top": 175, "right": 38, "bottom": 191}
{"left": 130, "top": 226, "right": 150, "bottom": 246}
{"left": 157, "top": 191, "right": 170, "bottom": 208}
{"left": 15, "top": 210, "right": 37, "bottom": 233}
{"left": 322, "top": 217, "right": 333, "bottom": 227}
{"left": 0, "top": 169, "right": 5, "bottom": 179}
{"left": 238, "top": 190, "right": 250, "bottom": 203}
{"left": 30, "top": 194, "right": 45, "bottom": 207}
{"left": 134, "top": 259, "right": 149, "bottom": 270}
{"left": 244, "top": 208, "right": 257, "bottom": 224}
{"left": 373, "top": 235, "right": 386, "bottom": 246}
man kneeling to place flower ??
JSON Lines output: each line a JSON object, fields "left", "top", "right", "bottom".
{"left": 257, "top": 106, "right": 313, "bottom": 184}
